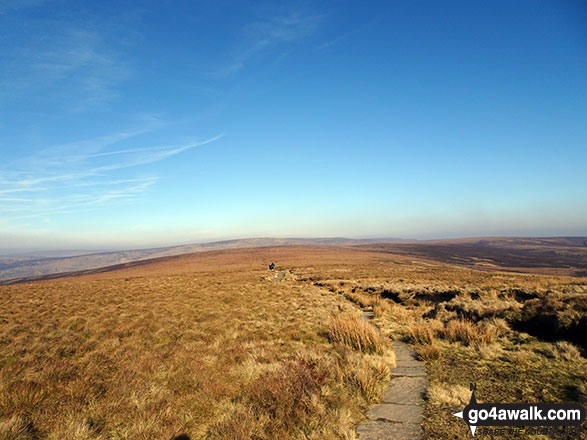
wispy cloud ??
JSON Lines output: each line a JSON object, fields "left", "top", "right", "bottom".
{"left": 312, "top": 17, "right": 382, "bottom": 52}
{"left": 0, "top": 18, "right": 131, "bottom": 110}
{"left": 0, "top": 0, "right": 47, "bottom": 14}
{"left": 0, "top": 132, "right": 223, "bottom": 222}
{"left": 209, "top": 12, "right": 323, "bottom": 78}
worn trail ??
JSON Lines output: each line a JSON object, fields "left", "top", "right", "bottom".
{"left": 356, "top": 309, "right": 428, "bottom": 440}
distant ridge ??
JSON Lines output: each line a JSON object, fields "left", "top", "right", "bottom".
{"left": 0, "top": 237, "right": 402, "bottom": 282}
{"left": 1, "top": 236, "right": 585, "bottom": 284}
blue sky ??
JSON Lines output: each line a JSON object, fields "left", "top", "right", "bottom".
{"left": 1, "top": 0, "right": 586, "bottom": 250}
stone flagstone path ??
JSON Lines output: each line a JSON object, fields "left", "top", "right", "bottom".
{"left": 356, "top": 309, "right": 428, "bottom": 439}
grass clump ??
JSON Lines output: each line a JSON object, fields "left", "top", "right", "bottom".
{"left": 207, "top": 403, "right": 257, "bottom": 440}
{"left": 0, "top": 415, "right": 38, "bottom": 440}
{"left": 247, "top": 358, "right": 325, "bottom": 433}
{"left": 553, "top": 341, "right": 582, "bottom": 361}
{"left": 345, "top": 291, "right": 376, "bottom": 308}
{"left": 427, "top": 383, "right": 471, "bottom": 407}
{"left": 343, "top": 351, "right": 394, "bottom": 403}
{"left": 478, "top": 317, "right": 510, "bottom": 337}
{"left": 410, "top": 324, "right": 437, "bottom": 345}
{"left": 416, "top": 344, "right": 443, "bottom": 361}
{"left": 372, "top": 300, "right": 392, "bottom": 318}
{"left": 442, "top": 318, "right": 497, "bottom": 346}
{"left": 328, "top": 314, "right": 386, "bottom": 354}
{"left": 211, "top": 357, "right": 326, "bottom": 439}
{"left": 209, "top": 350, "right": 393, "bottom": 439}
{"left": 538, "top": 341, "right": 583, "bottom": 361}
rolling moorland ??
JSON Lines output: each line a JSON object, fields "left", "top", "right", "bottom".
{"left": 0, "top": 242, "right": 585, "bottom": 439}
{"left": 2, "top": 236, "right": 586, "bottom": 284}
{"left": 0, "top": 238, "right": 395, "bottom": 282}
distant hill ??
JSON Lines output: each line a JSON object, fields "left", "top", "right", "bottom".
{"left": 1, "top": 236, "right": 585, "bottom": 284}
{"left": 0, "top": 237, "right": 397, "bottom": 282}
{"left": 355, "top": 236, "right": 587, "bottom": 276}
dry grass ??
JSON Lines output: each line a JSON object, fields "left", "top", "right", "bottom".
{"left": 441, "top": 318, "right": 497, "bottom": 346}
{"left": 212, "top": 357, "right": 328, "bottom": 439}
{"left": 207, "top": 403, "right": 258, "bottom": 440}
{"left": 0, "top": 244, "right": 585, "bottom": 440}
{"left": 0, "top": 415, "right": 36, "bottom": 440}
{"left": 327, "top": 314, "right": 387, "bottom": 354}
{"left": 553, "top": 341, "right": 582, "bottom": 361}
{"left": 537, "top": 341, "right": 583, "bottom": 361}
{"left": 410, "top": 323, "right": 438, "bottom": 345}
{"left": 384, "top": 303, "right": 412, "bottom": 322}
{"left": 372, "top": 300, "right": 392, "bottom": 318}
{"left": 345, "top": 291, "right": 376, "bottom": 308}
{"left": 415, "top": 344, "right": 443, "bottom": 361}
{"left": 476, "top": 343, "right": 506, "bottom": 360}
{"left": 0, "top": 248, "right": 396, "bottom": 440}
{"left": 478, "top": 317, "right": 510, "bottom": 337}
{"left": 274, "top": 246, "right": 586, "bottom": 439}
{"left": 438, "top": 293, "right": 522, "bottom": 321}
{"left": 427, "top": 383, "right": 471, "bottom": 407}
{"left": 342, "top": 350, "right": 394, "bottom": 403}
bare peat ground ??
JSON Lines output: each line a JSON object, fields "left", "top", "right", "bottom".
{"left": 0, "top": 245, "right": 585, "bottom": 439}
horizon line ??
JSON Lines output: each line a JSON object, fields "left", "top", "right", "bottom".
{"left": 1, "top": 234, "right": 585, "bottom": 256}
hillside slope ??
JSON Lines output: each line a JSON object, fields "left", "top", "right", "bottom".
{"left": 0, "top": 237, "right": 391, "bottom": 281}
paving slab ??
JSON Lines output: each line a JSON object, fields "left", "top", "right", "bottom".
{"left": 356, "top": 421, "right": 423, "bottom": 440}
{"left": 382, "top": 376, "right": 428, "bottom": 405}
{"left": 367, "top": 403, "right": 424, "bottom": 423}
{"left": 392, "top": 366, "right": 427, "bottom": 377}
{"left": 394, "top": 359, "right": 425, "bottom": 367}
{"left": 357, "top": 340, "right": 428, "bottom": 439}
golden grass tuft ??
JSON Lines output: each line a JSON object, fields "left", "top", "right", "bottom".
{"left": 0, "top": 415, "right": 37, "bottom": 440}
{"left": 209, "top": 351, "right": 394, "bottom": 438}
{"left": 416, "top": 344, "right": 443, "bottom": 361}
{"left": 410, "top": 324, "right": 438, "bottom": 345}
{"left": 372, "top": 300, "right": 392, "bottom": 318}
{"left": 343, "top": 351, "right": 394, "bottom": 403}
{"left": 478, "top": 317, "right": 510, "bottom": 337}
{"left": 345, "top": 291, "right": 377, "bottom": 308}
{"left": 328, "top": 314, "right": 387, "bottom": 354}
{"left": 207, "top": 403, "right": 258, "bottom": 440}
{"left": 409, "top": 318, "right": 444, "bottom": 345}
{"left": 545, "top": 341, "right": 583, "bottom": 361}
{"left": 442, "top": 318, "right": 497, "bottom": 346}
{"left": 387, "top": 302, "right": 412, "bottom": 322}
{"left": 554, "top": 341, "right": 582, "bottom": 361}
{"left": 47, "top": 417, "right": 105, "bottom": 440}
{"left": 477, "top": 343, "right": 505, "bottom": 360}
{"left": 427, "top": 383, "right": 471, "bottom": 407}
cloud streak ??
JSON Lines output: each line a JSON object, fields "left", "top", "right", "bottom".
{"left": 0, "top": 132, "right": 223, "bottom": 222}
{"left": 209, "top": 12, "right": 323, "bottom": 78}
{"left": 0, "top": 0, "right": 47, "bottom": 15}
{"left": 311, "top": 17, "right": 381, "bottom": 53}
{"left": 0, "top": 17, "right": 132, "bottom": 110}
